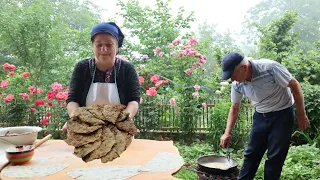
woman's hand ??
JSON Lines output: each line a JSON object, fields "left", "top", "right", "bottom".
{"left": 61, "top": 122, "right": 68, "bottom": 132}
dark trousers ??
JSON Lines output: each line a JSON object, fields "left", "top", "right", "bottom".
{"left": 238, "top": 106, "right": 294, "bottom": 180}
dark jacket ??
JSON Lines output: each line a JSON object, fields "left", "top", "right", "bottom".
{"left": 66, "top": 58, "right": 140, "bottom": 106}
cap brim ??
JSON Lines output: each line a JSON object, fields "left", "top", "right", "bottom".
{"left": 221, "top": 70, "right": 233, "bottom": 80}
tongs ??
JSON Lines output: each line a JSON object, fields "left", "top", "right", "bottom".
{"left": 225, "top": 146, "right": 231, "bottom": 166}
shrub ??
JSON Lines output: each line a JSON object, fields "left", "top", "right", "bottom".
{"left": 0, "top": 63, "right": 69, "bottom": 136}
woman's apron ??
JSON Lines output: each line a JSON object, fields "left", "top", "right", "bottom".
{"left": 85, "top": 61, "right": 135, "bottom": 139}
{"left": 86, "top": 61, "right": 120, "bottom": 106}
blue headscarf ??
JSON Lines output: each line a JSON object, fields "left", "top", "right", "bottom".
{"left": 91, "top": 22, "right": 124, "bottom": 48}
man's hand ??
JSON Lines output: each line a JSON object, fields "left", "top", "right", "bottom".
{"left": 220, "top": 133, "right": 232, "bottom": 148}
{"left": 288, "top": 78, "right": 310, "bottom": 130}
{"left": 296, "top": 114, "right": 310, "bottom": 130}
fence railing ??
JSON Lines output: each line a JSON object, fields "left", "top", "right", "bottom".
{"left": 0, "top": 100, "right": 255, "bottom": 133}
{"left": 134, "top": 100, "right": 254, "bottom": 132}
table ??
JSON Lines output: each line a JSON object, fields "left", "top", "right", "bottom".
{"left": 0, "top": 139, "right": 183, "bottom": 180}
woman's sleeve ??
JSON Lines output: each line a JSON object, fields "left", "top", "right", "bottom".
{"left": 125, "top": 63, "right": 141, "bottom": 103}
{"left": 66, "top": 61, "right": 84, "bottom": 104}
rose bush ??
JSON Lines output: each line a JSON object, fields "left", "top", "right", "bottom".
{"left": 134, "top": 36, "right": 218, "bottom": 143}
{"left": 0, "top": 63, "right": 69, "bottom": 137}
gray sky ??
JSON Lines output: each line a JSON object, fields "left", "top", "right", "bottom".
{"left": 91, "top": 0, "right": 261, "bottom": 34}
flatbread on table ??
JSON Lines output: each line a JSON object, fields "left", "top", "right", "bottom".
{"left": 138, "top": 152, "right": 184, "bottom": 172}
{"left": 2, "top": 164, "right": 69, "bottom": 178}
{"left": 67, "top": 166, "right": 141, "bottom": 180}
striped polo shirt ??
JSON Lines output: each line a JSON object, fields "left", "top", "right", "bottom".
{"left": 231, "top": 59, "right": 294, "bottom": 113}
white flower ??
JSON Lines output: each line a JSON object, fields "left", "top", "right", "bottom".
{"left": 220, "top": 86, "right": 226, "bottom": 91}
{"left": 169, "top": 98, "right": 176, "bottom": 105}
{"left": 194, "top": 84, "right": 200, "bottom": 91}
{"left": 192, "top": 92, "right": 199, "bottom": 97}
{"left": 215, "top": 90, "right": 221, "bottom": 95}
{"left": 220, "top": 81, "right": 229, "bottom": 87}
{"left": 142, "top": 55, "right": 149, "bottom": 59}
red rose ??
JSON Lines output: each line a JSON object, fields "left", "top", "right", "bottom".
{"left": 3, "top": 63, "right": 16, "bottom": 71}
{"left": 45, "top": 112, "right": 51, "bottom": 117}
{"left": 34, "top": 99, "right": 45, "bottom": 106}
{"left": 40, "top": 119, "right": 49, "bottom": 125}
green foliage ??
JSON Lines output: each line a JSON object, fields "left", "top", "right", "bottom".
{"left": 134, "top": 101, "right": 162, "bottom": 133}
{"left": 254, "top": 144, "right": 320, "bottom": 180}
{"left": 117, "top": 0, "right": 195, "bottom": 59}
{"left": 207, "top": 99, "right": 251, "bottom": 151}
{"left": 290, "top": 82, "right": 320, "bottom": 146}
{"left": 175, "top": 140, "right": 215, "bottom": 165}
{"left": 282, "top": 41, "right": 320, "bottom": 85}
{"left": 173, "top": 168, "right": 197, "bottom": 180}
{"left": 301, "top": 82, "right": 320, "bottom": 137}
{"left": 292, "top": 131, "right": 320, "bottom": 149}
{"left": 1, "top": 101, "right": 29, "bottom": 126}
{"left": 207, "top": 100, "right": 231, "bottom": 150}
{"left": 256, "top": 11, "right": 299, "bottom": 63}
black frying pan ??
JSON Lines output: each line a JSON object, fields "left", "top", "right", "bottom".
{"left": 197, "top": 154, "right": 238, "bottom": 174}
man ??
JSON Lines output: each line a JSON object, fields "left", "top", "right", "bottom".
{"left": 219, "top": 52, "right": 310, "bottom": 180}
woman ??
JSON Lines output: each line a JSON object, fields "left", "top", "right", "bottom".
{"left": 62, "top": 22, "right": 140, "bottom": 131}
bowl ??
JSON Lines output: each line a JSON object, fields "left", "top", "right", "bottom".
{"left": 5, "top": 145, "right": 35, "bottom": 165}
{"left": 0, "top": 126, "right": 42, "bottom": 145}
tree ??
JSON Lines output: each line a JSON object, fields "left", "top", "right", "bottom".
{"left": 0, "top": 0, "right": 101, "bottom": 87}
{"left": 117, "top": 0, "right": 195, "bottom": 60}
{"left": 242, "top": 0, "right": 320, "bottom": 52}
{"left": 256, "top": 11, "right": 299, "bottom": 63}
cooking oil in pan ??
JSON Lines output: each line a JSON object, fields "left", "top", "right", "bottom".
{"left": 202, "top": 162, "right": 231, "bottom": 170}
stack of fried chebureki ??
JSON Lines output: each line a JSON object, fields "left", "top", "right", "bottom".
{"left": 64, "top": 104, "right": 138, "bottom": 163}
